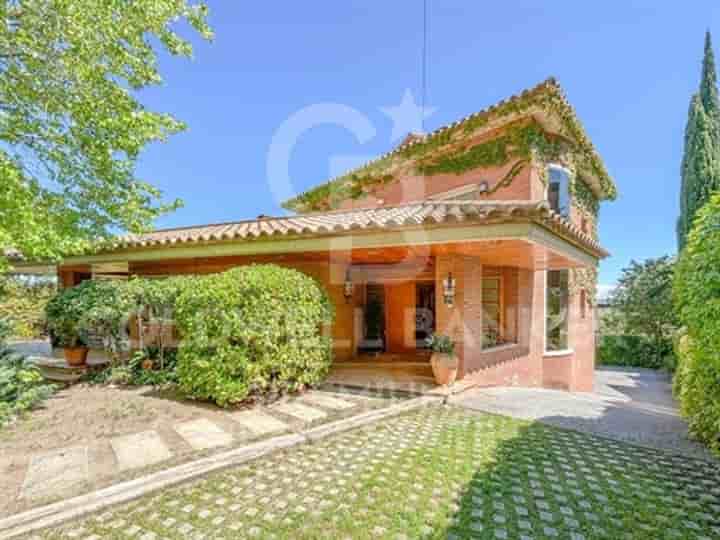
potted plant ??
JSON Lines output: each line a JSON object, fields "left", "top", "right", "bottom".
{"left": 45, "top": 284, "right": 91, "bottom": 367}
{"left": 49, "top": 312, "right": 88, "bottom": 366}
{"left": 427, "top": 334, "right": 458, "bottom": 386}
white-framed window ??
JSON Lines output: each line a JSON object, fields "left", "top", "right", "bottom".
{"left": 547, "top": 165, "right": 571, "bottom": 218}
{"left": 545, "top": 269, "right": 570, "bottom": 352}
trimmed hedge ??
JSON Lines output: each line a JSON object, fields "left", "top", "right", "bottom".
{"left": 174, "top": 265, "right": 333, "bottom": 406}
{"left": 674, "top": 193, "right": 720, "bottom": 454}
{"left": 44, "top": 265, "right": 334, "bottom": 405}
{"left": 597, "top": 334, "right": 672, "bottom": 369}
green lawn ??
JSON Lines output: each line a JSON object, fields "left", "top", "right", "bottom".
{"left": 37, "top": 406, "right": 719, "bottom": 539}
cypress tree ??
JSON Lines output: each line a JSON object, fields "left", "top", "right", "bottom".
{"left": 677, "top": 31, "right": 720, "bottom": 250}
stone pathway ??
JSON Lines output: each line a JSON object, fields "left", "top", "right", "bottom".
{"left": 21, "top": 447, "right": 88, "bottom": 501}
{"left": 227, "top": 409, "right": 291, "bottom": 436}
{"left": 271, "top": 402, "right": 328, "bottom": 423}
{"left": 27, "top": 406, "right": 720, "bottom": 540}
{"left": 174, "top": 419, "right": 233, "bottom": 451}
{"left": 111, "top": 431, "right": 174, "bottom": 472}
{"left": 15, "top": 391, "right": 358, "bottom": 503}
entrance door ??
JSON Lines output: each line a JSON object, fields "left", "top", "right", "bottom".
{"left": 384, "top": 282, "right": 416, "bottom": 354}
{"left": 359, "top": 283, "right": 385, "bottom": 353}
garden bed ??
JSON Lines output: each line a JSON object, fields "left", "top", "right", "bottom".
{"left": 0, "top": 382, "right": 409, "bottom": 518}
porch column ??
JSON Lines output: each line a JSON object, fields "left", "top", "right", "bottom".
{"left": 435, "top": 254, "right": 483, "bottom": 378}
{"left": 328, "top": 262, "right": 358, "bottom": 361}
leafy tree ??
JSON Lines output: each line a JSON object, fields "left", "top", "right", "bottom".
{"left": 607, "top": 257, "right": 678, "bottom": 367}
{"left": 0, "top": 1, "right": 212, "bottom": 266}
{"left": 678, "top": 31, "right": 720, "bottom": 250}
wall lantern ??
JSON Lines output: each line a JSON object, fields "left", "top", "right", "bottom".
{"left": 442, "top": 272, "right": 456, "bottom": 307}
{"left": 343, "top": 268, "right": 354, "bottom": 303}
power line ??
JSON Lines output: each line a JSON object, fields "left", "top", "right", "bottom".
{"left": 421, "top": 0, "right": 428, "bottom": 133}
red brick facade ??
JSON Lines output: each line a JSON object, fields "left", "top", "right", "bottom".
{"left": 55, "top": 92, "right": 606, "bottom": 393}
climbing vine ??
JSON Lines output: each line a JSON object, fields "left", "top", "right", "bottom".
{"left": 283, "top": 80, "right": 617, "bottom": 212}
{"left": 569, "top": 267, "right": 598, "bottom": 307}
{"left": 571, "top": 177, "right": 599, "bottom": 217}
{"left": 416, "top": 123, "right": 563, "bottom": 177}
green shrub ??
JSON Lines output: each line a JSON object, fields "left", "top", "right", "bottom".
{"left": 0, "top": 277, "right": 55, "bottom": 339}
{"left": 45, "top": 280, "right": 128, "bottom": 348}
{"left": 45, "top": 278, "right": 188, "bottom": 356}
{"left": 174, "top": 265, "right": 333, "bottom": 406}
{"left": 598, "top": 334, "right": 673, "bottom": 369}
{"left": 128, "top": 347, "right": 179, "bottom": 386}
{"left": 674, "top": 192, "right": 720, "bottom": 453}
{"left": 90, "top": 347, "right": 180, "bottom": 387}
{"left": 427, "top": 334, "right": 456, "bottom": 356}
{"left": 0, "top": 348, "right": 56, "bottom": 426}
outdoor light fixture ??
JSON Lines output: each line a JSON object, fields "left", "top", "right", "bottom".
{"left": 343, "top": 268, "right": 354, "bottom": 303}
{"left": 442, "top": 272, "right": 456, "bottom": 307}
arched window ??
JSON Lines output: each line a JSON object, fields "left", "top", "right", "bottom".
{"left": 547, "top": 165, "right": 571, "bottom": 218}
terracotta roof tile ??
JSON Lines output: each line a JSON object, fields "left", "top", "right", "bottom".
{"left": 106, "top": 200, "right": 607, "bottom": 258}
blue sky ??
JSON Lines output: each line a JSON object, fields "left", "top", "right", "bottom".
{"left": 135, "top": 1, "right": 720, "bottom": 288}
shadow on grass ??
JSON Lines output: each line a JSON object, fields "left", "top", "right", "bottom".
{"left": 442, "top": 410, "right": 720, "bottom": 540}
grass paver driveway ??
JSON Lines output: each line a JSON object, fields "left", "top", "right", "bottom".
{"left": 33, "top": 406, "right": 720, "bottom": 540}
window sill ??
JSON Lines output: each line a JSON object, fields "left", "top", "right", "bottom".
{"left": 543, "top": 349, "right": 574, "bottom": 357}
{"left": 481, "top": 343, "right": 519, "bottom": 353}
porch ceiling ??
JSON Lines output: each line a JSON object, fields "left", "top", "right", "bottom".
{"left": 342, "top": 239, "right": 582, "bottom": 270}
{"left": 62, "top": 237, "right": 585, "bottom": 280}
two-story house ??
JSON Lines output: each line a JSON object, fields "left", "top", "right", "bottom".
{"left": 48, "top": 79, "right": 616, "bottom": 391}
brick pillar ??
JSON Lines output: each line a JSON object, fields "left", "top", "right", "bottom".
{"left": 568, "top": 277, "right": 596, "bottom": 392}
{"left": 435, "top": 255, "right": 483, "bottom": 378}
{"left": 516, "top": 268, "right": 544, "bottom": 387}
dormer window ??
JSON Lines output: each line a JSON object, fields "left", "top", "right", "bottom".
{"left": 547, "top": 165, "right": 571, "bottom": 218}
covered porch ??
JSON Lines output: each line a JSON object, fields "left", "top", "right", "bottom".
{"left": 46, "top": 200, "right": 604, "bottom": 391}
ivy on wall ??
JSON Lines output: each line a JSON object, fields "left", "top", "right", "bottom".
{"left": 570, "top": 177, "right": 599, "bottom": 217}
{"left": 283, "top": 80, "right": 616, "bottom": 212}
{"left": 569, "top": 267, "right": 598, "bottom": 307}
{"left": 417, "top": 123, "right": 562, "bottom": 177}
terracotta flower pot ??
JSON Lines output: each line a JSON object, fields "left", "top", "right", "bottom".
{"left": 64, "top": 346, "right": 89, "bottom": 367}
{"left": 430, "top": 352, "right": 458, "bottom": 386}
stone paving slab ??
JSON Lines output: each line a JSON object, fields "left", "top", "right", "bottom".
{"left": 20, "top": 447, "right": 88, "bottom": 500}
{"left": 301, "top": 392, "right": 355, "bottom": 410}
{"left": 110, "top": 431, "right": 173, "bottom": 471}
{"left": 228, "top": 410, "right": 290, "bottom": 436}
{"left": 0, "top": 397, "right": 431, "bottom": 539}
{"left": 174, "top": 419, "right": 234, "bottom": 451}
{"left": 271, "top": 402, "right": 327, "bottom": 423}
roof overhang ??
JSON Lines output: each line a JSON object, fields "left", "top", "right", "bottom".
{"left": 7, "top": 262, "right": 57, "bottom": 275}
{"left": 59, "top": 222, "right": 599, "bottom": 270}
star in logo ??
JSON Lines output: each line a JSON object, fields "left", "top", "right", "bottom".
{"left": 380, "top": 89, "right": 436, "bottom": 142}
